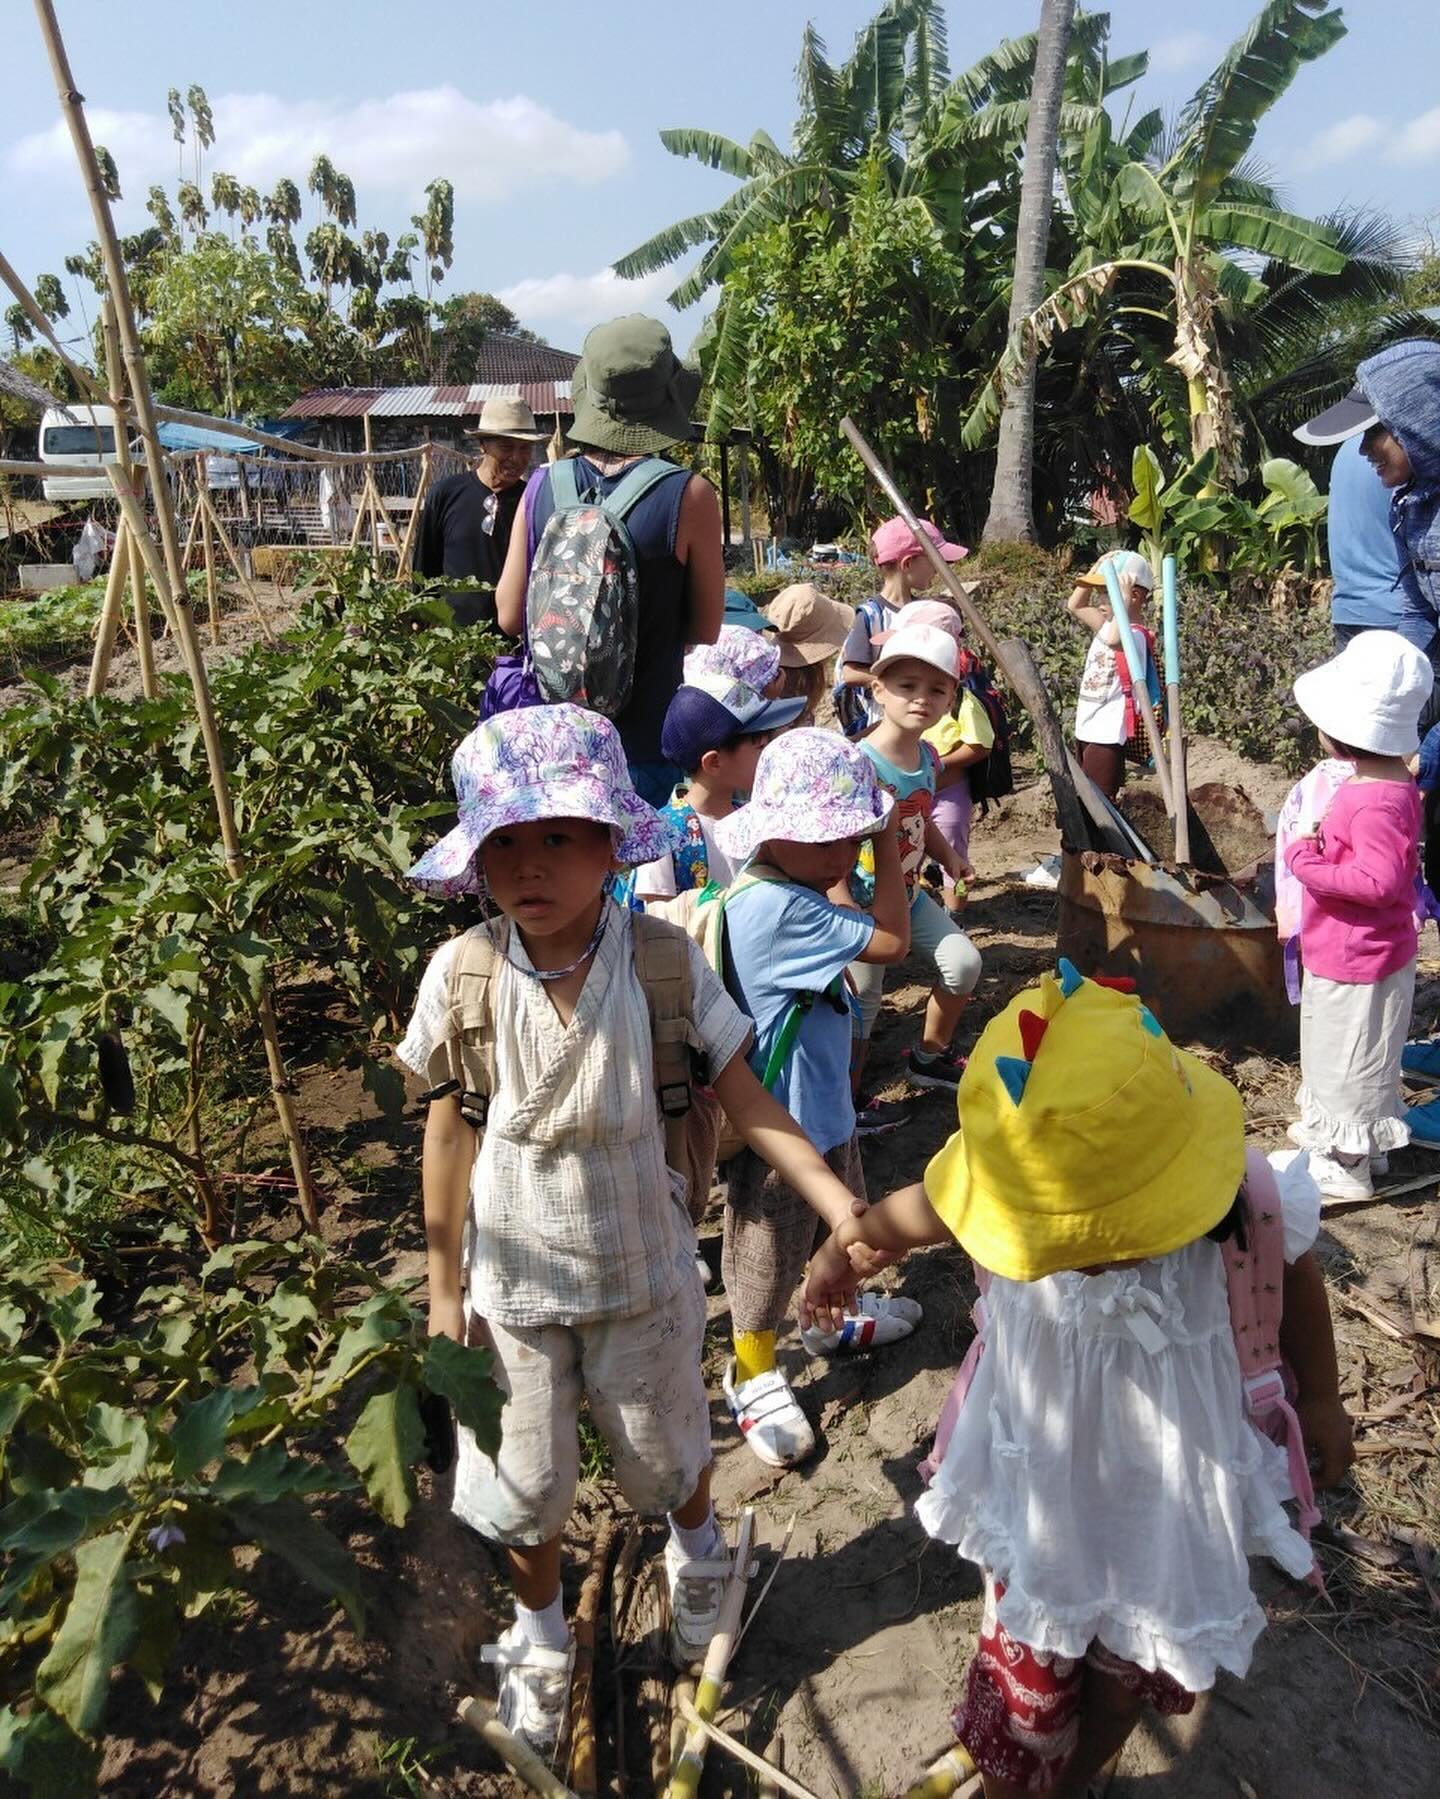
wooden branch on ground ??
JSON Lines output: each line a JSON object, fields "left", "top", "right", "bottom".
{"left": 566, "top": 1517, "right": 618, "bottom": 1797}
{"left": 674, "top": 1696, "right": 822, "bottom": 1799}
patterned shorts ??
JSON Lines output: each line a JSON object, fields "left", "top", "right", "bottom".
{"left": 954, "top": 1578, "right": 1195, "bottom": 1793}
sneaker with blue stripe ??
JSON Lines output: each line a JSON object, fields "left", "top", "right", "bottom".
{"left": 799, "top": 1290, "right": 923, "bottom": 1356}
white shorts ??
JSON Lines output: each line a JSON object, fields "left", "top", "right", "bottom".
{"left": 452, "top": 1267, "right": 711, "bottom": 1546}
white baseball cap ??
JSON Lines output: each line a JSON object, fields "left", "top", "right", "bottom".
{"left": 870, "top": 623, "right": 961, "bottom": 682}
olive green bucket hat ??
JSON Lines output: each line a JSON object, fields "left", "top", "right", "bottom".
{"left": 569, "top": 315, "right": 701, "bottom": 455}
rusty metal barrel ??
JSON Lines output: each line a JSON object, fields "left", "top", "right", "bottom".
{"left": 1056, "top": 849, "right": 1296, "bottom": 1053}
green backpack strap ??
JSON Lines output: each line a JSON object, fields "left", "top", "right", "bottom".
{"left": 547, "top": 456, "right": 581, "bottom": 511}
{"left": 602, "top": 456, "right": 685, "bottom": 520}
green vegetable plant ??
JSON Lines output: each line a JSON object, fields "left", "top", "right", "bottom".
{"left": 0, "top": 1236, "right": 500, "bottom": 1795}
{"left": 0, "top": 561, "right": 493, "bottom": 1248}
{"left": 1128, "top": 444, "right": 1328, "bottom": 581}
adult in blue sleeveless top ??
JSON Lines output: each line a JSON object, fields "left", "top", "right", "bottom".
{"left": 495, "top": 316, "right": 725, "bottom": 807}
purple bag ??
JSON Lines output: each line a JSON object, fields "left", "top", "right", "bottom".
{"left": 479, "top": 652, "right": 542, "bottom": 721}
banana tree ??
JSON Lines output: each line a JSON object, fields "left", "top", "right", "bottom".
{"left": 965, "top": 0, "right": 1350, "bottom": 489}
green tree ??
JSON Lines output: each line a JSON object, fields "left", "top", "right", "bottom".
{"left": 266, "top": 178, "right": 303, "bottom": 229}
{"left": 93, "top": 145, "right": 122, "bottom": 202}
{"left": 176, "top": 181, "right": 209, "bottom": 235}
{"left": 210, "top": 170, "right": 242, "bottom": 234}
{"left": 968, "top": 0, "right": 1356, "bottom": 487}
{"left": 145, "top": 232, "right": 309, "bottom": 415}
{"left": 146, "top": 184, "right": 178, "bottom": 246}
{"left": 187, "top": 84, "right": 215, "bottom": 188}
{"left": 33, "top": 274, "right": 69, "bottom": 323}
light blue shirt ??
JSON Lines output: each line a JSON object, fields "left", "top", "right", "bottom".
{"left": 721, "top": 879, "right": 873, "bottom": 1155}
{"left": 1329, "top": 437, "right": 1435, "bottom": 645}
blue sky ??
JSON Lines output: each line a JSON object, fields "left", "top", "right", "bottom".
{"left": 4, "top": 1, "right": 1436, "bottom": 368}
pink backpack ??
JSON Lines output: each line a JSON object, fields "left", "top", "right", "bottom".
{"left": 920, "top": 1149, "right": 1321, "bottom": 1585}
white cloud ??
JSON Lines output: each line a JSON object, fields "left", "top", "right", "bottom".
{"left": 1393, "top": 106, "right": 1440, "bottom": 163}
{"left": 1307, "top": 113, "right": 1384, "bottom": 165}
{"left": 497, "top": 266, "right": 672, "bottom": 333}
{"left": 4, "top": 87, "right": 628, "bottom": 207}
{"left": 1148, "top": 32, "right": 1215, "bottom": 75}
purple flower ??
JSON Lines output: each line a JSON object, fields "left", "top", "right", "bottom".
{"left": 147, "top": 1522, "right": 186, "bottom": 1552}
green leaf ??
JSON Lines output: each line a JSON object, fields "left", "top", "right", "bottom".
{"left": 422, "top": 1334, "right": 502, "bottom": 1460}
{"left": 82, "top": 1403, "right": 150, "bottom": 1489}
{"left": 127, "top": 1584, "right": 181, "bottom": 1703}
{"left": 226, "top": 1497, "right": 365, "bottom": 1632}
{"left": 209, "top": 1442, "right": 336, "bottom": 1504}
{"left": 345, "top": 1380, "right": 423, "bottom": 1526}
{"left": 1260, "top": 456, "right": 1321, "bottom": 504}
{"left": 141, "top": 982, "right": 191, "bottom": 1041}
{"left": 47, "top": 1281, "right": 101, "bottom": 1348}
{"left": 1128, "top": 446, "right": 1166, "bottom": 533}
{"left": 1198, "top": 202, "right": 1345, "bottom": 273}
{"left": 0, "top": 1487, "right": 131, "bottom": 1608}
{"left": 171, "top": 1387, "right": 240, "bottom": 1479}
{"left": 0, "top": 1704, "right": 100, "bottom": 1798}
{"left": 35, "top": 1528, "right": 140, "bottom": 1734}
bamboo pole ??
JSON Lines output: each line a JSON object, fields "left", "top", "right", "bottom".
{"left": 398, "top": 446, "right": 431, "bottom": 574}
{"left": 1161, "top": 554, "right": 1191, "bottom": 864}
{"left": 34, "top": 0, "right": 319, "bottom": 1233}
{"left": 675, "top": 1698, "right": 822, "bottom": 1799}
{"left": 132, "top": 538, "right": 158, "bottom": 700}
{"left": 200, "top": 491, "right": 276, "bottom": 644}
{"left": 198, "top": 454, "right": 221, "bottom": 645}
{"left": 87, "top": 523, "right": 129, "bottom": 697}
{"left": 456, "top": 1698, "right": 580, "bottom": 1797}
{"left": 180, "top": 487, "right": 203, "bottom": 574}
{"left": 667, "top": 1508, "right": 756, "bottom": 1798}
{"left": 366, "top": 470, "right": 402, "bottom": 558}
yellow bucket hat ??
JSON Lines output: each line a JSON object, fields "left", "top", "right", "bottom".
{"left": 926, "top": 960, "right": 1245, "bottom": 1280}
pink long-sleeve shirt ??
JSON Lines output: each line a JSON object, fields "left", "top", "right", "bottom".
{"left": 1284, "top": 779, "right": 1420, "bottom": 983}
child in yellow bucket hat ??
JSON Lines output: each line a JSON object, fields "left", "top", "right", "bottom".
{"left": 803, "top": 961, "right": 1354, "bottom": 1798}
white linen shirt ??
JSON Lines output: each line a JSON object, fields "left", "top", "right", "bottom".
{"left": 1074, "top": 630, "right": 1149, "bottom": 745}
{"left": 397, "top": 906, "right": 752, "bottom": 1329}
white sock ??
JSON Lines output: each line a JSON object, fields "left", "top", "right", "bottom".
{"left": 667, "top": 1508, "right": 722, "bottom": 1561}
{"left": 515, "top": 1593, "right": 568, "bottom": 1650}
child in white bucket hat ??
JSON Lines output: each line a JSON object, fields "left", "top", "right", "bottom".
{"left": 707, "top": 729, "right": 917, "bottom": 1468}
{"left": 1285, "top": 630, "right": 1432, "bottom": 1200}
{"left": 397, "top": 706, "right": 871, "bottom": 1749}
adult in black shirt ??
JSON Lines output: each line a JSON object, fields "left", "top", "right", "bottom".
{"left": 415, "top": 396, "right": 547, "bottom": 625}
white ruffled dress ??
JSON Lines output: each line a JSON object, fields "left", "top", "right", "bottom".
{"left": 915, "top": 1162, "right": 1322, "bottom": 1694}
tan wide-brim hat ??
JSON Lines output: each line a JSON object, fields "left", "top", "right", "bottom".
{"left": 465, "top": 395, "right": 549, "bottom": 442}
{"left": 766, "top": 583, "right": 856, "bottom": 666}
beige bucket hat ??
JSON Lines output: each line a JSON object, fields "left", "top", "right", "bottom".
{"left": 765, "top": 583, "right": 856, "bottom": 667}
{"left": 466, "top": 395, "right": 549, "bottom": 441}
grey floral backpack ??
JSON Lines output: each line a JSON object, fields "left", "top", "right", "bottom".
{"left": 525, "top": 456, "right": 683, "bottom": 717}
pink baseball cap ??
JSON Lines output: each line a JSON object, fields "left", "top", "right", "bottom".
{"left": 872, "top": 598, "right": 965, "bottom": 646}
{"left": 870, "top": 516, "right": 968, "bottom": 567}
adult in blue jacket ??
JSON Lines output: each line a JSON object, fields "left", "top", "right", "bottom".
{"left": 1299, "top": 339, "right": 1440, "bottom": 726}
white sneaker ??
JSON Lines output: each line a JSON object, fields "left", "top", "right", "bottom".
{"left": 664, "top": 1534, "right": 733, "bottom": 1668}
{"left": 1308, "top": 1151, "right": 1373, "bottom": 1202}
{"left": 722, "top": 1359, "right": 815, "bottom": 1468}
{"left": 480, "top": 1623, "right": 574, "bottom": 1757}
{"left": 799, "top": 1290, "right": 924, "bottom": 1356}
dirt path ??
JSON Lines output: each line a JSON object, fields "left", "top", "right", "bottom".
{"left": 88, "top": 751, "right": 1440, "bottom": 1797}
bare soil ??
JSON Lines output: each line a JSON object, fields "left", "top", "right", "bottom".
{"left": 66, "top": 745, "right": 1440, "bottom": 1796}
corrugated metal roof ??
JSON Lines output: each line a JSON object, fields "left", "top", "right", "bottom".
{"left": 282, "top": 382, "right": 573, "bottom": 420}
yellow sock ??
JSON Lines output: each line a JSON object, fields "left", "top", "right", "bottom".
{"left": 733, "top": 1330, "right": 776, "bottom": 1384}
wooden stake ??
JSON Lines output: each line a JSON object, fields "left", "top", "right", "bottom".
{"left": 398, "top": 446, "right": 431, "bottom": 574}
{"left": 666, "top": 1508, "right": 756, "bottom": 1798}
{"left": 87, "top": 523, "right": 130, "bottom": 697}
{"left": 456, "top": 1697, "right": 580, "bottom": 1798}
{"left": 201, "top": 489, "right": 275, "bottom": 645}
{"left": 566, "top": 1518, "right": 617, "bottom": 1797}
{"left": 34, "top": 0, "right": 319, "bottom": 1233}
{"left": 180, "top": 487, "right": 202, "bottom": 574}
{"left": 198, "top": 453, "right": 221, "bottom": 645}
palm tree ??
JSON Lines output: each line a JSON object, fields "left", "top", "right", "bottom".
{"left": 966, "top": 0, "right": 1353, "bottom": 487}
{"left": 983, "top": 0, "right": 1076, "bottom": 543}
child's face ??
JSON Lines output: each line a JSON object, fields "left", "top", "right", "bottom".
{"left": 762, "top": 834, "right": 867, "bottom": 892}
{"left": 478, "top": 817, "right": 617, "bottom": 936}
{"left": 702, "top": 730, "right": 770, "bottom": 795}
{"left": 900, "top": 553, "right": 933, "bottom": 595}
{"left": 1361, "top": 423, "right": 1413, "bottom": 488}
{"left": 872, "top": 657, "right": 956, "bottom": 733}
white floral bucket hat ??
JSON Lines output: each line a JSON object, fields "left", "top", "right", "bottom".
{"left": 406, "top": 704, "right": 680, "bottom": 898}
{"left": 684, "top": 623, "right": 781, "bottom": 695}
{"left": 713, "top": 727, "right": 895, "bottom": 866}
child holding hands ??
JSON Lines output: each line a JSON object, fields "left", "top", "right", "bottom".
{"left": 398, "top": 707, "right": 871, "bottom": 1755}
{"left": 1285, "top": 629, "right": 1432, "bottom": 1199}
{"left": 805, "top": 967, "right": 1353, "bottom": 1799}
{"left": 707, "top": 729, "right": 917, "bottom": 1468}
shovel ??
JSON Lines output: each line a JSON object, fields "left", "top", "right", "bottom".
{"left": 1162, "top": 554, "right": 1192, "bottom": 864}
{"left": 1099, "top": 557, "right": 1175, "bottom": 822}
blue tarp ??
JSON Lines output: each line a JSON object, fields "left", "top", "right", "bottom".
{"left": 155, "top": 420, "right": 264, "bottom": 455}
